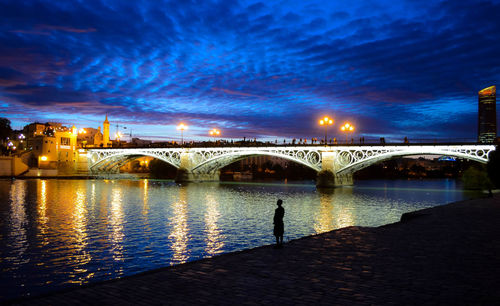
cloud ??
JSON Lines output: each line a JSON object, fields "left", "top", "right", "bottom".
{"left": 0, "top": 0, "right": 499, "bottom": 141}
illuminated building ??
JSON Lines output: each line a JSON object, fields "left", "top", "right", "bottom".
{"left": 478, "top": 85, "right": 497, "bottom": 144}
{"left": 75, "top": 116, "right": 113, "bottom": 148}
{"left": 23, "top": 123, "right": 78, "bottom": 169}
{"left": 103, "top": 114, "right": 111, "bottom": 147}
{"left": 77, "top": 127, "right": 104, "bottom": 148}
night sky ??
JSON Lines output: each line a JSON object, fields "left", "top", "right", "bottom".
{"left": 1, "top": 0, "right": 499, "bottom": 142}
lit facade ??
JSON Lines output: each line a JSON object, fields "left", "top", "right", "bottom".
{"left": 103, "top": 115, "right": 111, "bottom": 147}
{"left": 24, "top": 124, "right": 78, "bottom": 169}
{"left": 77, "top": 127, "right": 104, "bottom": 148}
{"left": 478, "top": 85, "right": 497, "bottom": 144}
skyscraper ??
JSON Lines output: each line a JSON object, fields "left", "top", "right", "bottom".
{"left": 478, "top": 85, "right": 496, "bottom": 143}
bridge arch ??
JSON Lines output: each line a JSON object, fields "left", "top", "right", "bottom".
{"left": 88, "top": 149, "right": 181, "bottom": 172}
{"left": 191, "top": 150, "right": 321, "bottom": 173}
{"left": 335, "top": 147, "right": 493, "bottom": 175}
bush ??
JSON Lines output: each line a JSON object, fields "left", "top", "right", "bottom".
{"left": 486, "top": 148, "right": 500, "bottom": 188}
{"left": 462, "top": 166, "right": 493, "bottom": 190}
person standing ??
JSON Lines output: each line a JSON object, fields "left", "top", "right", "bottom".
{"left": 273, "top": 199, "right": 285, "bottom": 247}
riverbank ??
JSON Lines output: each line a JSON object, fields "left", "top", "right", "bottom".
{"left": 8, "top": 194, "right": 500, "bottom": 305}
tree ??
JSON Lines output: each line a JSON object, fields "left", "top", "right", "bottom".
{"left": 462, "top": 166, "right": 493, "bottom": 190}
{"left": 0, "top": 118, "right": 12, "bottom": 143}
{"left": 487, "top": 147, "right": 500, "bottom": 188}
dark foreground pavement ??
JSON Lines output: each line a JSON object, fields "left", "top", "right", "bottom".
{"left": 10, "top": 195, "right": 500, "bottom": 305}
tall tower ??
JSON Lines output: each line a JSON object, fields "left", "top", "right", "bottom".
{"left": 478, "top": 85, "right": 497, "bottom": 144}
{"left": 103, "top": 115, "right": 110, "bottom": 147}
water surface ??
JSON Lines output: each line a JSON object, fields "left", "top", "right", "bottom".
{"left": 0, "top": 178, "right": 478, "bottom": 300}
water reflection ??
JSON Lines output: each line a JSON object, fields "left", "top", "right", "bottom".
{"left": 109, "top": 186, "right": 124, "bottom": 261}
{"left": 204, "top": 194, "right": 224, "bottom": 256}
{"left": 168, "top": 186, "right": 190, "bottom": 264}
{"left": 37, "top": 180, "right": 49, "bottom": 245}
{"left": 314, "top": 190, "right": 334, "bottom": 233}
{"left": 314, "top": 188, "right": 354, "bottom": 233}
{"left": 8, "top": 180, "right": 28, "bottom": 267}
{"left": 90, "top": 182, "right": 96, "bottom": 210}
{"left": 0, "top": 178, "right": 473, "bottom": 301}
{"left": 142, "top": 179, "right": 149, "bottom": 216}
{"left": 69, "top": 184, "right": 92, "bottom": 283}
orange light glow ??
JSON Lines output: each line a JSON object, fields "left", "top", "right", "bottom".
{"left": 479, "top": 85, "right": 496, "bottom": 96}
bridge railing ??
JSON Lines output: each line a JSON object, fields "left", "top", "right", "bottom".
{"left": 85, "top": 138, "right": 494, "bottom": 150}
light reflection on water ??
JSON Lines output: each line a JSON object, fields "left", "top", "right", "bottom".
{"left": 168, "top": 186, "right": 189, "bottom": 265}
{"left": 204, "top": 193, "right": 225, "bottom": 256}
{"left": 0, "top": 178, "right": 478, "bottom": 300}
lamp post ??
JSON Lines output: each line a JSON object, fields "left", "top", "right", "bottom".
{"left": 115, "top": 131, "right": 123, "bottom": 146}
{"left": 177, "top": 123, "right": 188, "bottom": 145}
{"left": 78, "top": 128, "right": 87, "bottom": 148}
{"left": 209, "top": 128, "right": 220, "bottom": 143}
{"left": 340, "top": 123, "right": 354, "bottom": 144}
{"left": 318, "top": 116, "right": 334, "bottom": 144}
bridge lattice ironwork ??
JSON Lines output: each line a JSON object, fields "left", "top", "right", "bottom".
{"left": 87, "top": 145, "right": 496, "bottom": 174}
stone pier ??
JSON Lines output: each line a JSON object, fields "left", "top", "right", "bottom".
{"left": 318, "top": 151, "right": 354, "bottom": 187}
{"left": 175, "top": 151, "right": 220, "bottom": 183}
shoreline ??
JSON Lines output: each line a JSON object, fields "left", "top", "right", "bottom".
{"left": 7, "top": 194, "right": 500, "bottom": 305}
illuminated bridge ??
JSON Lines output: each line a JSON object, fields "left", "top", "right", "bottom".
{"left": 87, "top": 144, "right": 496, "bottom": 186}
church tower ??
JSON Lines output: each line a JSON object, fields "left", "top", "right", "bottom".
{"left": 103, "top": 115, "right": 110, "bottom": 147}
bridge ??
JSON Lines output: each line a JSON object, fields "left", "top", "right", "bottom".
{"left": 87, "top": 144, "right": 496, "bottom": 186}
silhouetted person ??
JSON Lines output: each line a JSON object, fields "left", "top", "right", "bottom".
{"left": 273, "top": 199, "right": 285, "bottom": 247}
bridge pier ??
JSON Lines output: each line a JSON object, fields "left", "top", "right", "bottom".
{"left": 318, "top": 151, "right": 354, "bottom": 187}
{"left": 334, "top": 173, "right": 353, "bottom": 186}
{"left": 175, "top": 169, "right": 220, "bottom": 183}
{"left": 175, "top": 151, "right": 220, "bottom": 183}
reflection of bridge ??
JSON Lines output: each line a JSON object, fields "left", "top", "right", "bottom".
{"left": 87, "top": 144, "right": 495, "bottom": 186}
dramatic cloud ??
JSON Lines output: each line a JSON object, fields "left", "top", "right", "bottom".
{"left": 0, "top": 0, "right": 499, "bottom": 141}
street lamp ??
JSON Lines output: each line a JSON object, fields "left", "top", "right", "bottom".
{"left": 340, "top": 123, "right": 354, "bottom": 143}
{"left": 115, "top": 131, "right": 123, "bottom": 146}
{"left": 209, "top": 128, "right": 220, "bottom": 143}
{"left": 318, "top": 116, "right": 334, "bottom": 144}
{"left": 177, "top": 123, "right": 188, "bottom": 145}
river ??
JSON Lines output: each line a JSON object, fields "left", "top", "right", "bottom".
{"left": 0, "top": 178, "right": 479, "bottom": 300}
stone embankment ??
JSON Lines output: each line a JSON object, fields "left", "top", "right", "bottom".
{"left": 11, "top": 195, "right": 500, "bottom": 305}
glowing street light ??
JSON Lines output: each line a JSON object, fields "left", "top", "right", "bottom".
{"left": 209, "top": 128, "right": 220, "bottom": 143}
{"left": 78, "top": 128, "right": 87, "bottom": 134}
{"left": 177, "top": 123, "right": 188, "bottom": 145}
{"left": 318, "top": 116, "right": 334, "bottom": 144}
{"left": 340, "top": 123, "right": 354, "bottom": 143}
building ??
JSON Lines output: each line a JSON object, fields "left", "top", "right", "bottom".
{"left": 103, "top": 115, "right": 111, "bottom": 147}
{"left": 478, "top": 85, "right": 497, "bottom": 143}
{"left": 23, "top": 123, "right": 78, "bottom": 169}
{"left": 77, "top": 127, "right": 104, "bottom": 148}
{"left": 131, "top": 137, "right": 152, "bottom": 147}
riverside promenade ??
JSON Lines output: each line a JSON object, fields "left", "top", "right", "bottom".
{"left": 12, "top": 195, "right": 500, "bottom": 305}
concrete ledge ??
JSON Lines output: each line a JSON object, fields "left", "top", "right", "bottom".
{"left": 400, "top": 211, "right": 431, "bottom": 222}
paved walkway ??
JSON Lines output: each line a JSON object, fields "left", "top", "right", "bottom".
{"left": 12, "top": 195, "right": 500, "bottom": 305}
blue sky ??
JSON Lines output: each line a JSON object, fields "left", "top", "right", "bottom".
{"left": 0, "top": 0, "right": 499, "bottom": 142}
